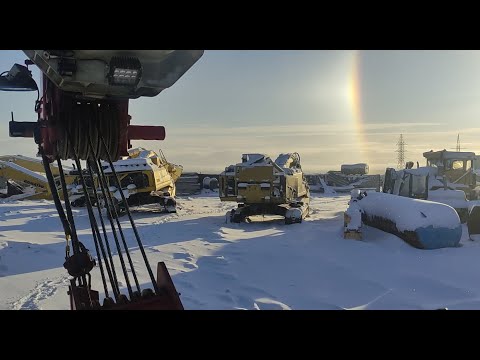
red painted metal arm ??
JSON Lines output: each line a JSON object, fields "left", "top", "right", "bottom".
{"left": 128, "top": 125, "right": 166, "bottom": 141}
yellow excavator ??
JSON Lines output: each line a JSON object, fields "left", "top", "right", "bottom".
{"left": 0, "top": 155, "right": 76, "bottom": 200}
{"left": 68, "top": 147, "right": 183, "bottom": 213}
{"left": 0, "top": 159, "right": 52, "bottom": 200}
{"left": 0, "top": 149, "right": 182, "bottom": 214}
{"left": 219, "top": 153, "right": 310, "bottom": 224}
{"left": 0, "top": 154, "right": 65, "bottom": 176}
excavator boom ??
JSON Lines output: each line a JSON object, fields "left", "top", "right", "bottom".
{"left": 0, "top": 159, "right": 52, "bottom": 199}
{"left": 0, "top": 154, "right": 72, "bottom": 176}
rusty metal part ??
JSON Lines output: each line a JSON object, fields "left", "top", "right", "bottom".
{"left": 68, "top": 262, "right": 183, "bottom": 310}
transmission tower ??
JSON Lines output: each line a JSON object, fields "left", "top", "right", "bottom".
{"left": 396, "top": 134, "right": 406, "bottom": 169}
{"left": 456, "top": 133, "right": 461, "bottom": 152}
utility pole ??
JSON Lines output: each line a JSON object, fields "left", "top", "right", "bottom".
{"left": 396, "top": 134, "right": 406, "bottom": 170}
{"left": 456, "top": 133, "right": 461, "bottom": 152}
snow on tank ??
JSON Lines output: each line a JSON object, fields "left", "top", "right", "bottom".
{"left": 353, "top": 190, "right": 462, "bottom": 249}
{"left": 357, "top": 191, "right": 460, "bottom": 231}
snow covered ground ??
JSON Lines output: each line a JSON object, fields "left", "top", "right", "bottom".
{"left": 1, "top": 190, "right": 480, "bottom": 310}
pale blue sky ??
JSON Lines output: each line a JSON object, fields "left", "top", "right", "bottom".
{"left": 1, "top": 50, "right": 480, "bottom": 174}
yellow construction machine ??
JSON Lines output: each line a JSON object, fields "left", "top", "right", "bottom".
{"left": 219, "top": 153, "right": 310, "bottom": 224}
{"left": 69, "top": 147, "right": 183, "bottom": 213}
{"left": 0, "top": 150, "right": 182, "bottom": 214}
{"left": 0, "top": 155, "right": 76, "bottom": 200}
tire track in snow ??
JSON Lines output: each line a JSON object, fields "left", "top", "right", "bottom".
{"left": 11, "top": 276, "right": 69, "bottom": 310}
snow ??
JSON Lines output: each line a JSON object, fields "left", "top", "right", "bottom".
{"left": 127, "top": 147, "right": 155, "bottom": 159}
{"left": 274, "top": 154, "right": 292, "bottom": 167}
{"left": 428, "top": 189, "right": 468, "bottom": 210}
{"left": 1, "top": 192, "right": 480, "bottom": 310}
{"left": 424, "top": 150, "right": 476, "bottom": 160}
{"left": 101, "top": 158, "right": 156, "bottom": 173}
{"left": 404, "top": 167, "right": 437, "bottom": 177}
{"left": 353, "top": 191, "right": 460, "bottom": 232}
{"left": 274, "top": 153, "right": 301, "bottom": 173}
{"left": 318, "top": 177, "right": 336, "bottom": 195}
{"left": 345, "top": 201, "right": 362, "bottom": 230}
{"left": 228, "top": 153, "right": 284, "bottom": 174}
{"left": 237, "top": 154, "right": 266, "bottom": 166}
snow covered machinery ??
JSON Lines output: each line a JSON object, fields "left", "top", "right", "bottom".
{"left": 219, "top": 153, "right": 310, "bottom": 224}
{"left": 69, "top": 147, "right": 183, "bottom": 214}
{"left": 0, "top": 154, "right": 78, "bottom": 200}
{"left": 383, "top": 150, "right": 479, "bottom": 223}
{"left": 0, "top": 50, "right": 203, "bottom": 310}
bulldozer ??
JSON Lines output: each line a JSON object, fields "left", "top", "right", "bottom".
{"left": 219, "top": 153, "right": 310, "bottom": 224}
{"left": 69, "top": 147, "right": 183, "bottom": 214}
{"left": 383, "top": 149, "right": 480, "bottom": 223}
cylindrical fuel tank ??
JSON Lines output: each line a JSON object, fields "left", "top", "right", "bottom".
{"left": 352, "top": 191, "right": 462, "bottom": 249}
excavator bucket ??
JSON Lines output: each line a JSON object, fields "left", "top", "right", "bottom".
{"left": 69, "top": 262, "right": 183, "bottom": 310}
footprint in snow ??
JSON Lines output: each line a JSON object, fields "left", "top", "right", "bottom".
{"left": 12, "top": 277, "right": 67, "bottom": 310}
